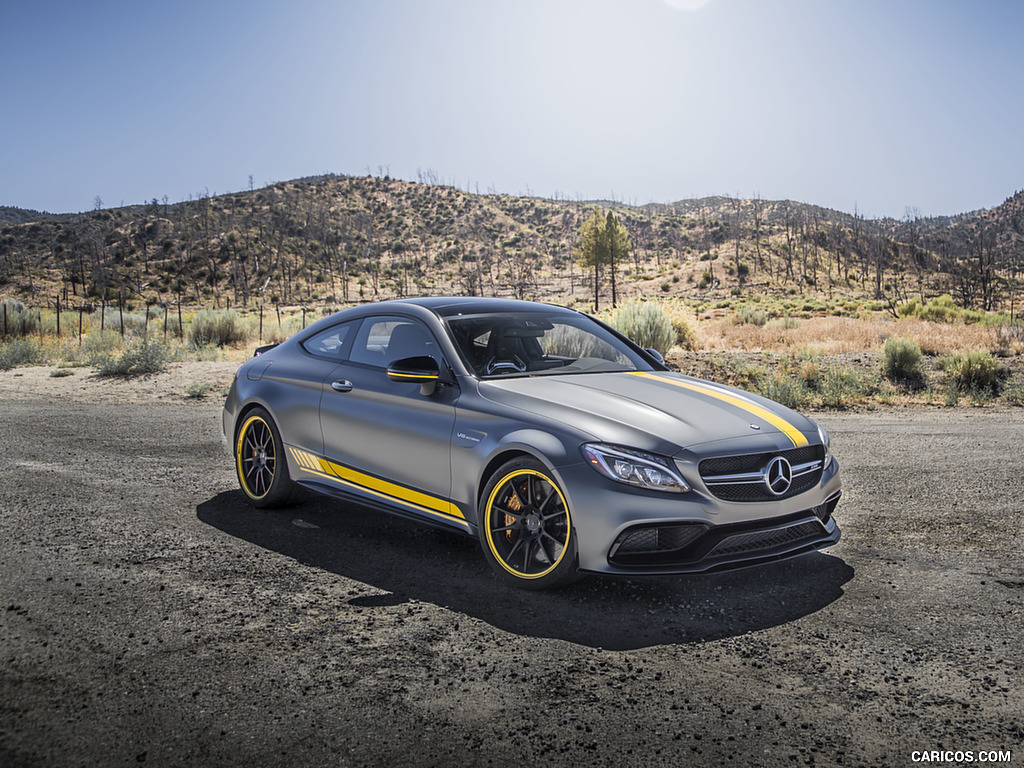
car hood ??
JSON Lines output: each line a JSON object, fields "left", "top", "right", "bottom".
{"left": 477, "top": 371, "right": 818, "bottom": 456}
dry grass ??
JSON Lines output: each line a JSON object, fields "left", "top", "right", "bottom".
{"left": 699, "top": 315, "right": 999, "bottom": 356}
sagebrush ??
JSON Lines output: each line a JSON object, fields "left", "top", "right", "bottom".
{"left": 188, "top": 309, "right": 249, "bottom": 348}
{"left": 607, "top": 300, "right": 676, "bottom": 355}
{"left": 95, "top": 338, "right": 173, "bottom": 377}
{"left": 882, "top": 337, "right": 925, "bottom": 387}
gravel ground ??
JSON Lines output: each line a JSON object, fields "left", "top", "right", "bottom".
{"left": 1, "top": 381, "right": 1022, "bottom": 767}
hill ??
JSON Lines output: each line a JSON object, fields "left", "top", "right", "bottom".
{"left": 0, "top": 206, "right": 76, "bottom": 226}
{"left": 1, "top": 176, "right": 1021, "bottom": 313}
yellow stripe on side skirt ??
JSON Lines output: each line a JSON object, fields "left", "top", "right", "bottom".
{"left": 287, "top": 447, "right": 466, "bottom": 522}
{"left": 323, "top": 460, "right": 464, "bottom": 519}
{"left": 632, "top": 372, "right": 809, "bottom": 448}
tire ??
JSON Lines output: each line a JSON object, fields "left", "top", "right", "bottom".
{"left": 234, "top": 407, "right": 299, "bottom": 508}
{"left": 478, "top": 457, "right": 580, "bottom": 590}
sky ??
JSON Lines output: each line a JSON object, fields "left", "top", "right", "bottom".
{"left": 1, "top": 0, "right": 1022, "bottom": 219}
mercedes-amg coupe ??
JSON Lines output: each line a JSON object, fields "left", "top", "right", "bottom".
{"left": 224, "top": 297, "right": 841, "bottom": 589}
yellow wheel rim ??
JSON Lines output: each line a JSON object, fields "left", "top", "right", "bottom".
{"left": 484, "top": 469, "right": 571, "bottom": 580}
{"left": 236, "top": 415, "right": 276, "bottom": 500}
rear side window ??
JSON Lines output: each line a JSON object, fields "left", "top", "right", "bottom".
{"left": 301, "top": 322, "right": 355, "bottom": 359}
{"left": 349, "top": 316, "right": 439, "bottom": 368}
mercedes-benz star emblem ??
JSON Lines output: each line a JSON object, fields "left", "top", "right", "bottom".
{"left": 763, "top": 456, "right": 793, "bottom": 496}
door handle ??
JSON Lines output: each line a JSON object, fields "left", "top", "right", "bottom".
{"left": 331, "top": 380, "right": 353, "bottom": 393}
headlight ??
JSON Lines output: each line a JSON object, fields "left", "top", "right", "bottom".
{"left": 581, "top": 443, "right": 690, "bottom": 493}
{"left": 817, "top": 424, "right": 833, "bottom": 469}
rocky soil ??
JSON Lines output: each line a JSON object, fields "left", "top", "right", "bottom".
{"left": 1, "top": 365, "right": 1021, "bottom": 767}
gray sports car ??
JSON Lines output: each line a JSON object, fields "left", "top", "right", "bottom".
{"left": 223, "top": 297, "right": 840, "bottom": 589}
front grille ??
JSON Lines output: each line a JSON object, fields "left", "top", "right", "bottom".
{"left": 607, "top": 509, "right": 834, "bottom": 569}
{"left": 614, "top": 525, "right": 705, "bottom": 554}
{"left": 699, "top": 445, "right": 824, "bottom": 502}
{"left": 706, "top": 520, "right": 824, "bottom": 557}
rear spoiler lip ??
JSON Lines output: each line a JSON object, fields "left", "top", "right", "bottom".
{"left": 254, "top": 344, "right": 278, "bottom": 357}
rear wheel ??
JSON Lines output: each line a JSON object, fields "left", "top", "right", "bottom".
{"left": 234, "top": 408, "right": 298, "bottom": 507}
{"left": 478, "top": 457, "right": 580, "bottom": 590}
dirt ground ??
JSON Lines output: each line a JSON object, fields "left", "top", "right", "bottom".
{"left": 1, "top": 364, "right": 1022, "bottom": 767}
{"left": 0, "top": 361, "right": 240, "bottom": 405}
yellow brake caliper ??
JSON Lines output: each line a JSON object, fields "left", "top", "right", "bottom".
{"left": 504, "top": 485, "right": 522, "bottom": 542}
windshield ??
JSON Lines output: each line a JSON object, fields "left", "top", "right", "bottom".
{"left": 445, "top": 311, "right": 654, "bottom": 379}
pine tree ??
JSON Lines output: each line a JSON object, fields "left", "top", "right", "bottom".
{"left": 575, "top": 208, "right": 631, "bottom": 310}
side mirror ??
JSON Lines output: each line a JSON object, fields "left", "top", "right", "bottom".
{"left": 387, "top": 355, "right": 441, "bottom": 395}
{"left": 644, "top": 348, "right": 665, "bottom": 364}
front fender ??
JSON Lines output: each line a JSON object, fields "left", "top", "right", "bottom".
{"left": 450, "top": 421, "right": 587, "bottom": 530}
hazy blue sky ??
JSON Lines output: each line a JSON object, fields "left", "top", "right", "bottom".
{"left": 2, "top": 0, "right": 1021, "bottom": 218}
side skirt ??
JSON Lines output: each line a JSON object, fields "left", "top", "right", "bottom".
{"left": 295, "top": 479, "right": 475, "bottom": 536}
{"left": 285, "top": 445, "right": 472, "bottom": 535}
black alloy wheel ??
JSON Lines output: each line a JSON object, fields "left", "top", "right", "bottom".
{"left": 479, "top": 457, "right": 580, "bottom": 589}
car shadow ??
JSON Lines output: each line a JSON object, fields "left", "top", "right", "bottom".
{"left": 197, "top": 491, "right": 854, "bottom": 651}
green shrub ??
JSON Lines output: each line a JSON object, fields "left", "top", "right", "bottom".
{"left": 818, "top": 367, "right": 863, "bottom": 409}
{"left": 767, "top": 316, "right": 800, "bottom": 331}
{"left": 736, "top": 305, "right": 768, "bottom": 326}
{"left": 0, "top": 338, "right": 46, "bottom": 370}
{"left": 91, "top": 310, "right": 150, "bottom": 334}
{"left": 882, "top": 337, "right": 924, "bottom": 387}
{"left": 188, "top": 309, "right": 249, "bottom": 348}
{"left": 940, "top": 350, "right": 999, "bottom": 393}
{"left": 81, "top": 329, "right": 122, "bottom": 364}
{"left": 184, "top": 382, "right": 216, "bottom": 399}
{"left": 943, "top": 376, "right": 959, "bottom": 407}
{"left": 918, "top": 295, "right": 959, "bottom": 323}
{"left": 662, "top": 302, "right": 696, "bottom": 350}
{"left": 901, "top": 295, "right": 971, "bottom": 322}
{"left": 607, "top": 300, "right": 676, "bottom": 355}
{"left": 968, "top": 384, "right": 993, "bottom": 407}
{"left": 796, "top": 358, "right": 821, "bottom": 391}
{"left": 725, "top": 356, "right": 766, "bottom": 390}
{"left": 897, "top": 298, "right": 921, "bottom": 318}
{"left": 0, "top": 299, "right": 40, "bottom": 338}
{"left": 95, "top": 338, "right": 172, "bottom": 377}
{"left": 162, "top": 315, "right": 185, "bottom": 340}
{"left": 756, "top": 374, "right": 811, "bottom": 411}
{"left": 1003, "top": 374, "right": 1024, "bottom": 406}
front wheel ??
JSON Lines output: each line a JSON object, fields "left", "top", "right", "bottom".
{"left": 478, "top": 457, "right": 580, "bottom": 590}
{"left": 234, "top": 407, "right": 299, "bottom": 508}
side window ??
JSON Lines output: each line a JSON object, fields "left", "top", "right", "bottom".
{"left": 300, "top": 321, "right": 355, "bottom": 359}
{"left": 349, "top": 316, "right": 438, "bottom": 368}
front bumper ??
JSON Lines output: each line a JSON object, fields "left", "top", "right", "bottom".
{"left": 557, "top": 457, "right": 842, "bottom": 575}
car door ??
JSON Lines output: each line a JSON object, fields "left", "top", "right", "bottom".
{"left": 255, "top": 320, "right": 358, "bottom": 457}
{"left": 318, "top": 314, "right": 459, "bottom": 521}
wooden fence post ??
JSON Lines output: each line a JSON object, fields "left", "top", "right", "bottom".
{"left": 56, "top": 295, "right": 61, "bottom": 338}
{"left": 118, "top": 291, "right": 125, "bottom": 337}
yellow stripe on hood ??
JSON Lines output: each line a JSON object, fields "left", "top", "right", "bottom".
{"left": 631, "top": 372, "right": 809, "bottom": 448}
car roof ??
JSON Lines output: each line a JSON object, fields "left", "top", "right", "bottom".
{"left": 294, "top": 297, "right": 583, "bottom": 340}
{"left": 389, "top": 296, "right": 580, "bottom": 318}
